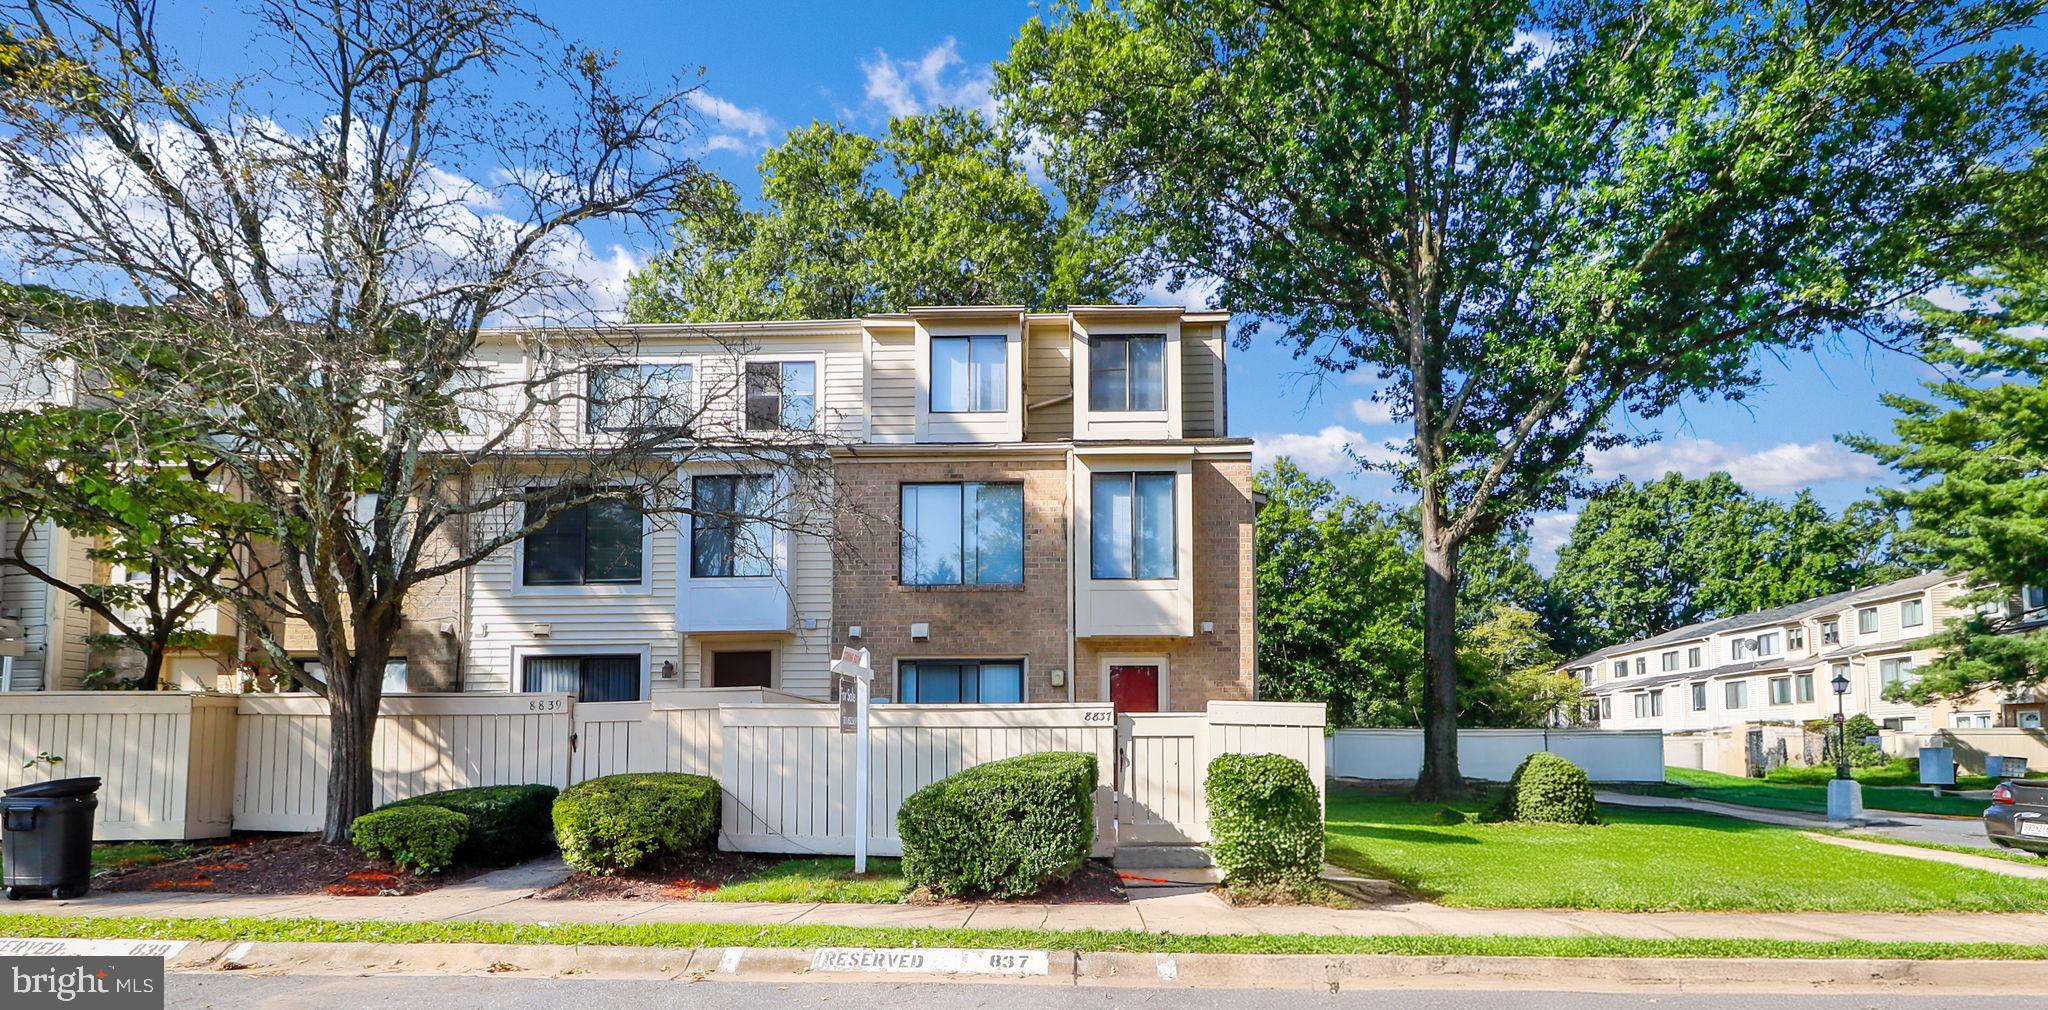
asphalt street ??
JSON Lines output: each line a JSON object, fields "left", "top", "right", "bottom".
{"left": 165, "top": 975, "right": 2045, "bottom": 1008}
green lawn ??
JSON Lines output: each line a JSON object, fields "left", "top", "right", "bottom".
{"left": 0, "top": 840, "right": 204, "bottom": 879}
{"left": 1322, "top": 791, "right": 2048, "bottom": 912}
{"left": 1654, "top": 766, "right": 1991, "bottom": 818}
{"left": 10, "top": 912, "right": 2048, "bottom": 960}
{"left": 704, "top": 857, "right": 907, "bottom": 904}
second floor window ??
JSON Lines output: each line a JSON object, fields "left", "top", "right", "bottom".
{"left": 1613, "top": 660, "right": 1627, "bottom": 679}
{"left": 1089, "top": 334, "right": 1166, "bottom": 412}
{"left": 1787, "top": 627, "right": 1805, "bottom": 650}
{"left": 588, "top": 363, "right": 691, "bottom": 432}
{"left": 746, "top": 361, "right": 817, "bottom": 430}
{"left": 1634, "top": 656, "right": 1646, "bottom": 676}
{"left": 1092, "top": 472, "right": 1176, "bottom": 580}
{"left": 931, "top": 335, "right": 1006, "bottom": 413}
{"left": 1881, "top": 657, "right": 1916, "bottom": 690}
{"left": 1900, "top": 599, "right": 1925, "bottom": 628}
{"left": 523, "top": 494, "right": 643, "bottom": 586}
{"left": 1687, "top": 646, "right": 1702, "bottom": 667}
{"left": 1769, "top": 676, "right": 1792, "bottom": 705}
{"left": 1796, "top": 673, "right": 1815, "bottom": 703}
{"left": 1859, "top": 607, "right": 1879, "bottom": 634}
{"left": 900, "top": 482, "right": 1024, "bottom": 586}
{"left": 1725, "top": 680, "right": 1749, "bottom": 709}
{"left": 692, "top": 475, "right": 775, "bottom": 578}
{"left": 1822, "top": 620, "right": 1840, "bottom": 644}
{"left": 1691, "top": 682, "right": 1707, "bottom": 710}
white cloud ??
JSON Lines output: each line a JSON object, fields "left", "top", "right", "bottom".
{"left": 686, "top": 90, "right": 776, "bottom": 139}
{"left": 1527, "top": 511, "right": 1578, "bottom": 574}
{"left": 1587, "top": 437, "right": 1882, "bottom": 491}
{"left": 1136, "top": 272, "right": 1220, "bottom": 311}
{"left": 860, "top": 38, "right": 997, "bottom": 119}
{"left": 699, "top": 134, "right": 755, "bottom": 155}
{"left": 1349, "top": 397, "right": 1396, "bottom": 426}
{"left": 1254, "top": 425, "right": 1401, "bottom": 478}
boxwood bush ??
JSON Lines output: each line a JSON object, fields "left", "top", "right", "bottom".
{"left": 351, "top": 804, "right": 469, "bottom": 874}
{"left": 1205, "top": 753, "right": 1323, "bottom": 884}
{"left": 389, "top": 784, "right": 559, "bottom": 865}
{"left": 1499, "top": 752, "right": 1599, "bottom": 825}
{"left": 897, "top": 751, "right": 1097, "bottom": 899}
{"left": 552, "top": 772, "right": 719, "bottom": 874}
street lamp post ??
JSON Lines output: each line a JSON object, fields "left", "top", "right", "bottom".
{"left": 1831, "top": 670, "right": 1852, "bottom": 781}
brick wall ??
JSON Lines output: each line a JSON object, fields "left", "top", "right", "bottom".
{"left": 832, "top": 455, "right": 1074, "bottom": 701}
{"left": 1075, "top": 457, "right": 1256, "bottom": 708}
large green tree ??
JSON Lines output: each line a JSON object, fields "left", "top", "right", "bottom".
{"left": 1255, "top": 459, "right": 1564, "bottom": 727}
{"left": 1847, "top": 165, "right": 2048, "bottom": 703}
{"left": 626, "top": 108, "right": 1132, "bottom": 321}
{"left": 1547, "top": 473, "right": 1919, "bottom": 652}
{"left": 1001, "top": 0, "right": 2043, "bottom": 797}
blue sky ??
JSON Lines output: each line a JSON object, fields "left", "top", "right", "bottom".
{"left": 158, "top": 1, "right": 1945, "bottom": 569}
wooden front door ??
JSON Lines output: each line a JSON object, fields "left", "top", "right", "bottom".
{"left": 710, "top": 650, "right": 773, "bottom": 688}
{"left": 1109, "top": 664, "right": 1161, "bottom": 714}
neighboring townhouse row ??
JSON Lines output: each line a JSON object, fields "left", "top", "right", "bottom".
{"left": 1, "top": 305, "right": 1260, "bottom": 715}
{"left": 1567, "top": 572, "right": 2048, "bottom": 734}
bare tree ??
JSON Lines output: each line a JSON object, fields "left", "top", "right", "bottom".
{"left": 0, "top": 0, "right": 845, "bottom": 841}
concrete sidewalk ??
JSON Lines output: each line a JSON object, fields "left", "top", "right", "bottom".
{"left": 28, "top": 856, "right": 2048, "bottom": 945}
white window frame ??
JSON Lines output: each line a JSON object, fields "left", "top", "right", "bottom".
{"left": 1691, "top": 682, "right": 1707, "bottom": 711}
{"left": 1661, "top": 651, "right": 1678, "bottom": 672}
{"left": 511, "top": 484, "right": 657, "bottom": 598}
{"left": 1686, "top": 646, "right": 1702, "bottom": 668}
{"left": 914, "top": 314, "right": 1024, "bottom": 443}
{"left": 584, "top": 356, "right": 697, "bottom": 435}
{"left": 741, "top": 352, "right": 826, "bottom": 433}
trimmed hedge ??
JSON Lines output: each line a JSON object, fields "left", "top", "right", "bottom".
{"left": 552, "top": 773, "right": 719, "bottom": 874}
{"left": 352, "top": 805, "right": 468, "bottom": 874}
{"left": 1205, "top": 753, "right": 1323, "bottom": 884}
{"left": 389, "top": 784, "right": 558, "bottom": 865}
{"left": 898, "top": 752, "right": 1097, "bottom": 899}
{"left": 1499, "top": 752, "right": 1599, "bottom": 825}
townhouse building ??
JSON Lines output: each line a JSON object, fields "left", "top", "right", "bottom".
{"left": 1569, "top": 571, "right": 2048, "bottom": 735}
{"left": 1, "top": 305, "right": 1259, "bottom": 714}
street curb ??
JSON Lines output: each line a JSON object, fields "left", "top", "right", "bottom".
{"left": 155, "top": 940, "right": 2048, "bottom": 993}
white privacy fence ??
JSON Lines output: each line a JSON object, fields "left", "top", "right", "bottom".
{"left": 0, "top": 690, "right": 1329, "bottom": 849}
{"left": 1327, "top": 728, "right": 1664, "bottom": 783}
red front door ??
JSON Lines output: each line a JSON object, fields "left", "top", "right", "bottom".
{"left": 1109, "top": 665, "right": 1161, "bottom": 714}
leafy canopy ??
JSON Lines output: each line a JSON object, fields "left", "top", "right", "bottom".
{"left": 627, "top": 108, "right": 1133, "bottom": 321}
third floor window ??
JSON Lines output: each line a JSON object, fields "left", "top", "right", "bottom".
{"left": 1088, "top": 334, "right": 1166, "bottom": 412}
{"left": 588, "top": 363, "right": 691, "bottom": 433}
{"left": 931, "top": 335, "right": 1006, "bottom": 413}
{"left": 745, "top": 361, "right": 816, "bottom": 430}
{"left": 1092, "top": 472, "right": 1175, "bottom": 580}
{"left": 900, "top": 482, "right": 1024, "bottom": 586}
{"left": 1822, "top": 620, "right": 1840, "bottom": 644}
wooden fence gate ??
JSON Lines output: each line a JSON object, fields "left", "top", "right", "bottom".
{"left": 1114, "top": 702, "right": 1327, "bottom": 846}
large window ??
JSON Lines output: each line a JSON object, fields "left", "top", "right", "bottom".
{"left": 1900, "top": 599, "right": 1925, "bottom": 628}
{"left": 1880, "top": 657, "right": 1916, "bottom": 690}
{"left": 900, "top": 482, "right": 1024, "bottom": 586}
{"left": 1091, "top": 472, "right": 1175, "bottom": 579}
{"left": 1633, "top": 691, "right": 1663, "bottom": 718}
{"left": 522, "top": 654, "right": 640, "bottom": 703}
{"left": 523, "top": 495, "right": 643, "bottom": 586}
{"left": 897, "top": 660, "right": 1024, "bottom": 704}
{"left": 588, "top": 363, "right": 691, "bottom": 432}
{"left": 1088, "top": 334, "right": 1165, "bottom": 412}
{"left": 745, "top": 360, "right": 817, "bottom": 431}
{"left": 930, "top": 335, "right": 1006, "bottom": 413}
{"left": 692, "top": 475, "right": 775, "bottom": 578}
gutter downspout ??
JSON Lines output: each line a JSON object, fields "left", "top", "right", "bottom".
{"left": 1066, "top": 446, "right": 1077, "bottom": 704}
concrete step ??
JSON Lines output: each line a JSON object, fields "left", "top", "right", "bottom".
{"left": 1115, "top": 866, "right": 1224, "bottom": 886}
{"left": 1112, "top": 845, "right": 1213, "bottom": 869}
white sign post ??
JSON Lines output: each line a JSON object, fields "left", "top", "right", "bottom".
{"left": 831, "top": 645, "right": 874, "bottom": 874}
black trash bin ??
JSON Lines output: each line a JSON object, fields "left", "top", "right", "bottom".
{"left": 2, "top": 776, "right": 101, "bottom": 900}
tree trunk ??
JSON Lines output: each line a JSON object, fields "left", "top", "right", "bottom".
{"left": 141, "top": 647, "right": 165, "bottom": 691}
{"left": 320, "top": 628, "right": 391, "bottom": 845}
{"left": 1413, "top": 529, "right": 1465, "bottom": 801}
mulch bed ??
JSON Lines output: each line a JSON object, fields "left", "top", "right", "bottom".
{"left": 535, "top": 848, "right": 766, "bottom": 901}
{"left": 96, "top": 833, "right": 481, "bottom": 897}
{"left": 909, "top": 859, "right": 1128, "bottom": 906}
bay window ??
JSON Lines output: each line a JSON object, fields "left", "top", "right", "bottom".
{"left": 692, "top": 475, "right": 776, "bottom": 578}
{"left": 1091, "top": 472, "right": 1175, "bottom": 579}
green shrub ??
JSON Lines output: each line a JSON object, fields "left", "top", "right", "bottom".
{"left": 390, "top": 784, "right": 558, "bottom": 865}
{"left": 1820, "top": 713, "right": 1887, "bottom": 769}
{"left": 552, "top": 773, "right": 718, "bottom": 874}
{"left": 1205, "top": 754, "right": 1324, "bottom": 884}
{"left": 1498, "top": 752, "right": 1599, "bottom": 825}
{"left": 351, "top": 804, "right": 468, "bottom": 874}
{"left": 897, "top": 752, "right": 1097, "bottom": 899}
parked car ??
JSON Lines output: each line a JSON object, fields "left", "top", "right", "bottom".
{"left": 1985, "top": 780, "right": 2048, "bottom": 856}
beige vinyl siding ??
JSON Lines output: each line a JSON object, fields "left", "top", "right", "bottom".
{"left": 1025, "top": 320, "right": 1073, "bottom": 440}
{"left": 1, "top": 516, "right": 50, "bottom": 690}
{"left": 867, "top": 326, "right": 917, "bottom": 442}
{"left": 1181, "top": 323, "right": 1225, "bottom": 438}
{"left": 675, "top": 528, "right": 834, "bottom": 699}
{"left": 49, "top": 527, "right": 94, "bottom": 689}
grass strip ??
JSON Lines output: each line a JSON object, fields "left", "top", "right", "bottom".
{"left": 1817, "top": 830, "right": 2048, "bottom": 866}
{"left": 4, "top": 913, "right": 2048, "bottom": 961}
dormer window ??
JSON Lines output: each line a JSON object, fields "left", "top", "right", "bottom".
{"left": 930, "top": 335, "right": 1006, "bottom": 413}
{"left": 1088, "top": 334, "right": 1166, "bottom": 412}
